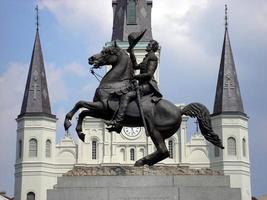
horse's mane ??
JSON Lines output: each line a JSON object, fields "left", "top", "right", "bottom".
{"left": 103, "top": 45, "right": 121, "bottom": 56}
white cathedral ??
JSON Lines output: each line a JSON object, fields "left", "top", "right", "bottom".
{"left": 14, "top": 1, "right": 251, "bottom": 200}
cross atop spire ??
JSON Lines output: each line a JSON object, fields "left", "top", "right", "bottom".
{"left": 225, "top": 4, "right": 228, "bottom": 30}
{"left": 35, "top": 5, "right": 39, "bottom": 31}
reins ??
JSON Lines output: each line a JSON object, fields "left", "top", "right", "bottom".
{"left": 90, "top": 68, "right": 103, "bottom": 82}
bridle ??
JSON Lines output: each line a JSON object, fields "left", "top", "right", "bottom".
{"left": 89, "top": 46, "right": 121, "bottom": 82}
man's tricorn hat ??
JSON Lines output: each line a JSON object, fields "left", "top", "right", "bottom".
{"left": 128, "top": 29, "right": 147, "bottom": 50}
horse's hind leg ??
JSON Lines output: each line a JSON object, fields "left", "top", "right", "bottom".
{"left": 135, "top": 126, "right": 169, "bottom": 166}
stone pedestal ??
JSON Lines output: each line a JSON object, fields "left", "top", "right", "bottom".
{"left": 47, "top": 166, "right": 241, "bottom": 200}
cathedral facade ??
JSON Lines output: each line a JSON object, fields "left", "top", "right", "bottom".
{"left": 14, "top": 1, "right": 251, "bottom": 200}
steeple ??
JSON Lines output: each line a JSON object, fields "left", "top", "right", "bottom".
{"left": 111, "top": 0, "right": 153, "bottom": 41}
{"left": 18, "top": 7, "right": 55, "bottom": 119}
{"left": 213, "top": 5, "right": 245, "bottom": 116}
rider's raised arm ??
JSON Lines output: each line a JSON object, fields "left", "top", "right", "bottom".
{"left": 128, "top": 49, "right": 139, "bottom": 69}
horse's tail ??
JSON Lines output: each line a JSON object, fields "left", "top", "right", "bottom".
{"left": 181, "top": 103, "right": 224, "bottom": 149}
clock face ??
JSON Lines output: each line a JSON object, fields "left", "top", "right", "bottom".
{"left": 123, "top": 127, "right": 141, "bottom": 138}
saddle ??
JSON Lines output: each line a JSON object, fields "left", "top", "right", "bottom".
{"left": 107, "top": 94, "right": 160, "bottom": 118}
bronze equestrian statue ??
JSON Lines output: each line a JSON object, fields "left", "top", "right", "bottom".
{"left": 64, "top": 34, "right": 224, "bottom": 167}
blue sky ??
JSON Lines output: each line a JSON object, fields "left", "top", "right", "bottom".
{"left": 0, "top": 0, "right": 266, "bottom": 198}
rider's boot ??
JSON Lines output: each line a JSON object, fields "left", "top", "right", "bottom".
{"left": 106, "top": 96, "right": 129, "bottom": 133}
{"left": 105, "top": 109, "right": 124, "bottom": 133}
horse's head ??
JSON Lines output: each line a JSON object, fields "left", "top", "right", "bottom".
{"left": 88, "top": 42, "right": 121, "bottom": 68}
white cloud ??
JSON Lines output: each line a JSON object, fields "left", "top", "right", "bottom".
{"left": 39, "top": 0, "right": 112, "bottom": 37}
{"left": 153, "top": 0, "right": 209, "bottom": 28}
{"left": 45, "top": 62, "right": 89, "bottom": 103}
{"left": 45, "top": 63, "right": 69, "bottom": 102}
{"left": 152, "top": 0, "right": 219, "bottom": 72}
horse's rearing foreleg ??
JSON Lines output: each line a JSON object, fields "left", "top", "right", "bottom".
{"left": 64, "top": 101, "right": 103, "bottom": 131}
{"left": 64, "top": 101, "right": 87, "bottom": 131}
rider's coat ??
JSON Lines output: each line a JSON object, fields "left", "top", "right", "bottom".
{"left": 130, "top": 50, "right": 162, "bottom": 98}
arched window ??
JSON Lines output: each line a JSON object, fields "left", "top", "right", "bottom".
{"left": 130, "top": 148, "right": 135, "bottom": 161}
{"left": 214, "top": 146, "right": 220, "bottom": 157}
{"left": 227, "top": 137, "right": 236, "bottom": 156}
{"left": 92, "top": 140, "right": 97, "bottom": 160}
{"left": 168, "top": 140, "right": 174, "bottom": 159}
{"left": 29, "top": 139, "right": 37, "bottom": 157}
{"left": 242, "top": 138, "right": 246, "bottom": 157}
{"left": 127, "top": 0, "right": 137, "bottom": 24}
{"left": 46, "top": 140, "right": 51, "bottom": 158}
{"left": 18, "top": 140, "right": 22, "bottom": 159}
{"left": 27, "top": 192, "right": 35, "bottom": 200}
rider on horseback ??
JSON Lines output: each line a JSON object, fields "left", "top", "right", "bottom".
{"left": 65, "top": 32, "right": 224, "bottom": 165}
{"left": 105, "top": 38, "right": 163, "bottom": 133}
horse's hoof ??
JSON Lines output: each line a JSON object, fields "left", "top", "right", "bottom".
{"left": 134, "top": 159, "right": 145, "bottom": 167}
{"left": 78, "top": 132, "right": 85, "bottom": 142}
{"left": 64, "top": 119, "right": 72, "bottom": 131}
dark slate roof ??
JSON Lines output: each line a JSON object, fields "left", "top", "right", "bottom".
{"left": 212, "top": 28, "right": 245, "bottom": 116}
{"left": 111, "top": 0, "right": 153, "bottom": 41}
{"left": 18, "top": 30, "right": 55, "bottom": 119}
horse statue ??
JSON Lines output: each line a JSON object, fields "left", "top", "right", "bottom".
{"left": 64, "top": 42, "right": 224, "bottom": 167}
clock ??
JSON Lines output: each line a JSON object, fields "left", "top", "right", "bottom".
{"left": 123, "top": 127, "right": 141, "bottom": 139}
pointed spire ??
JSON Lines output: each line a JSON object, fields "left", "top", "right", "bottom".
{"left": 213, "top": 6, "right": 245, "bottom": 116}
{"left": 111, "top": 0, "right": 153, "bottom": 41}
{"left": 18, "top": 7, "right": 55, "bottom": 119}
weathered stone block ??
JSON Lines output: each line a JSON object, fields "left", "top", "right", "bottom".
{"left": 47, "top": 166, "right": 241, "bottom": 200}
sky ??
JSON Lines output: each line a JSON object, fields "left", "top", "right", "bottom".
{"left": 0, "top": 0, "right": 266, "bottom": 198}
